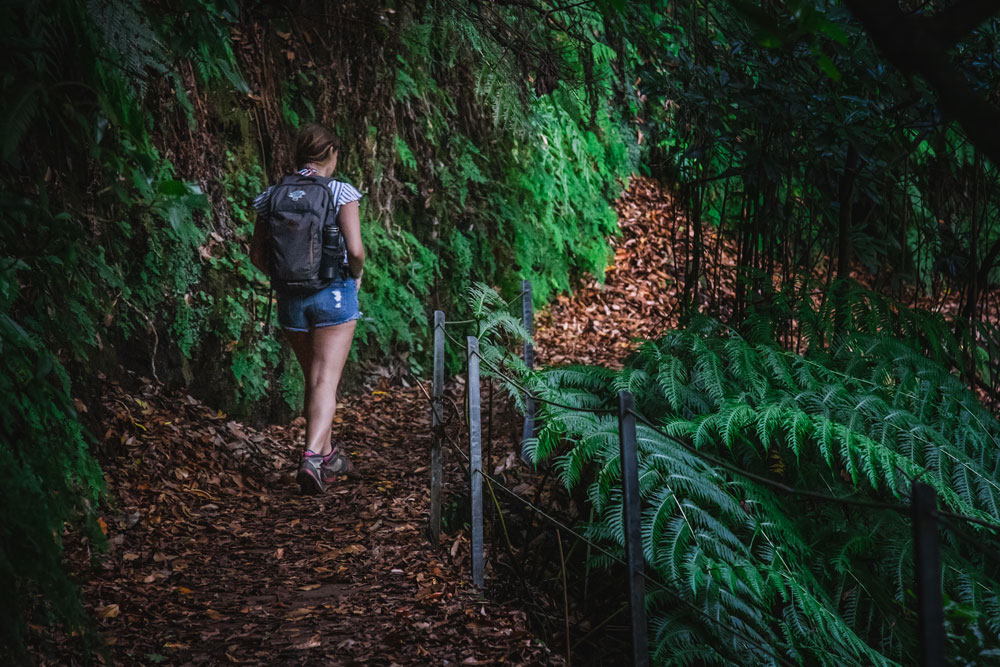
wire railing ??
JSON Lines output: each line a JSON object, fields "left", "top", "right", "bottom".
{"left": 419, "top": 379, "right": 792, "bottom": 666}
{"left": 438, "top": 289, "right": 530, "bottom": 328}
{"left": 444, "top": 322, "right": 1000, "bottom": 531}
{"left": 425, "top": 281, "right": 1000, "bottom": 667}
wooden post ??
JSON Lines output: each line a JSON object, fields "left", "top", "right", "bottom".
{"left": 429, "top": 311, "right": 445, "bottom": 546}
{"left": 618, "top": 391, "right": 649, "bottom": 667}
{"left": 912, "top": 482, "right": 945, "bottom": 667}
{"left": 468, "top": 336, "right": 485, "bottom": 588}
{"left": 521, "top": 279, "right": 535, "bottom": 464}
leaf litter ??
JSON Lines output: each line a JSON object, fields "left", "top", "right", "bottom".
{"left": 52, "top": 373, "right": 560, "bottom": 665}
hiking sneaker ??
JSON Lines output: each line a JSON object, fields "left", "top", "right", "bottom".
{"left": 320, "top": 446, "right": 352, "bottom": 485}
{"left": 297, "top": 451, "right": 325, "bottom": 495}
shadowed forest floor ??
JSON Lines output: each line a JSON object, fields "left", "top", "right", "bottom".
{"left": 537, "top": 179, "right": 1000, "bottom": 373}
{"left": 536, "top": 178, "right": 714, "bottom": 367}
{"left": 51, "top": 378, "right": 555, "bottom": 666}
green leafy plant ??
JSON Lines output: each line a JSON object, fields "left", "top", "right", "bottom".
{"left": 478, "top": 283, "right": 1000, "bottom": 665}
{"left": 0, "top": 278, "right": 105, "bottom": 658}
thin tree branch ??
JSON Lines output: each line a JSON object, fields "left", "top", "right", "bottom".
{"left": 843, "top": 0, "right": 1000, "bottom": 166}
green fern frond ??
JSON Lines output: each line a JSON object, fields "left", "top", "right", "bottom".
{"left": 477, "top": 279, "right": 1000, "bottom": 665}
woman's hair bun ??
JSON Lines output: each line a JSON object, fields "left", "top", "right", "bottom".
{"left": 295, "top": 123, "right": 340, "bottom": 168}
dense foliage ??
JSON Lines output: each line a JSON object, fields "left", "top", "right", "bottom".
{"left": 4, "top": 0, "right": 1000, "bottom": 661}
{"left": 623, "top": 1, "right": 1000, "bottom": 390}
{"left": 1, "top": 0, "right": 631, "bottom": 653}
{"left": 507, "top": 284, "right": 1000, "bottom": 665}
{"left": 463, "top": 5, "right": 1000, "bottom": 661}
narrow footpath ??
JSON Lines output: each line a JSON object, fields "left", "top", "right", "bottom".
{"left": 56, "top": 378, "right": 558, "bottom": 666}
{"left": 47, "top": 177, "right": 686, "bottom": 666}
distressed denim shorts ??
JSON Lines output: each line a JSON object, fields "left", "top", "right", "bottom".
{"left": 276, "top": 277, "right": 361, "bottom": 332}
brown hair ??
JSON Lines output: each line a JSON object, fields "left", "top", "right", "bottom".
{"left": 294, "top": 123, "right": 339, "bottom": 168}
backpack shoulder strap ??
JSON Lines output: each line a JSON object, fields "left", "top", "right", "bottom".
{"left": 317, "top": 178, "right": 339, "bottom": 224}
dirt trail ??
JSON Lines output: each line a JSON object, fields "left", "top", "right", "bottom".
{"left": 535, "top": 178, "right": 724, "bottom": 367}
{"left": 48, "top": 377, "right": 557, "bottom": 666}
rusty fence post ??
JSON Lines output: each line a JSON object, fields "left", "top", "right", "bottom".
{"left": 912, "top": 482, "right": 945, "bottom": 667}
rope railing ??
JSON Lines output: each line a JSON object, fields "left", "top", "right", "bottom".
{"left": 425, "top": 281, "right": 1000, "bottom": 667}
{"left": 435, "top": 289, "right": 529, "bottom": 329}
{"left": 478, "top": 464, "right": 795, "bottom": 667}
{"left": 442, "top": 327, "right": 617, "bottom": 415}
{"left": 416, "top": 357, "right": 1000, "bottom": 640}
{"left": 420, "top": 373, "right": 963, "bottom": 666}
{"left": 934, "top": 507, "right": 1000, "bottom": 535}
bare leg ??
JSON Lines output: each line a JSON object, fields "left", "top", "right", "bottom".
{"left": 287, "top": 321, "right": 357, "bottom": 456}
{"left": 286, "top": 330, "right": 313, "bottom": 417}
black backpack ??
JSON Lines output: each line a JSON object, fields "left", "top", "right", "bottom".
{"left": 266, "top": 173, "right": 345, "bottom": 294}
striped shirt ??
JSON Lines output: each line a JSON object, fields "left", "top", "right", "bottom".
{"left": 253, "top": 167, "right": 363, "bottom": 219}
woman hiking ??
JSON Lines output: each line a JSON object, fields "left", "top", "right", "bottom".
{"left": 250, "top": 123, "right": 365, "bottom": 495}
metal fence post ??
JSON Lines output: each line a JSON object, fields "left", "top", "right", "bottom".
{"left": 618, "top": 391, "right": 649, "bottom": 667}
{"left": 912, "top": 482, "right": 946, "bottom": 667}
{"left": 429, "top": 311, "right": 445, "bottom": 546}
{"left": 521, "top": 279, "right": 535, "bottom": 464}
{"left": 468, "top": 336, "right": 485, "bottom": 588}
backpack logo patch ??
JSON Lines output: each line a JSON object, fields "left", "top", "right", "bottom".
{"left": 288, "top": 190, "right": 307, "bottom": 201}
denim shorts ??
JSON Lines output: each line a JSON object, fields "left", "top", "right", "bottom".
{"left": 276, "top": 277, "right": 361, "bottom": 332}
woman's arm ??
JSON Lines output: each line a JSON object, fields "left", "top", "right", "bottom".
{"left": 338, "top": 200, "right": 365, "bottom": 284}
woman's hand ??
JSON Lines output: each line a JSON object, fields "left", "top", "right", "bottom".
{"left": 354, "top": 269, "right": 363, "bottom": 292}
